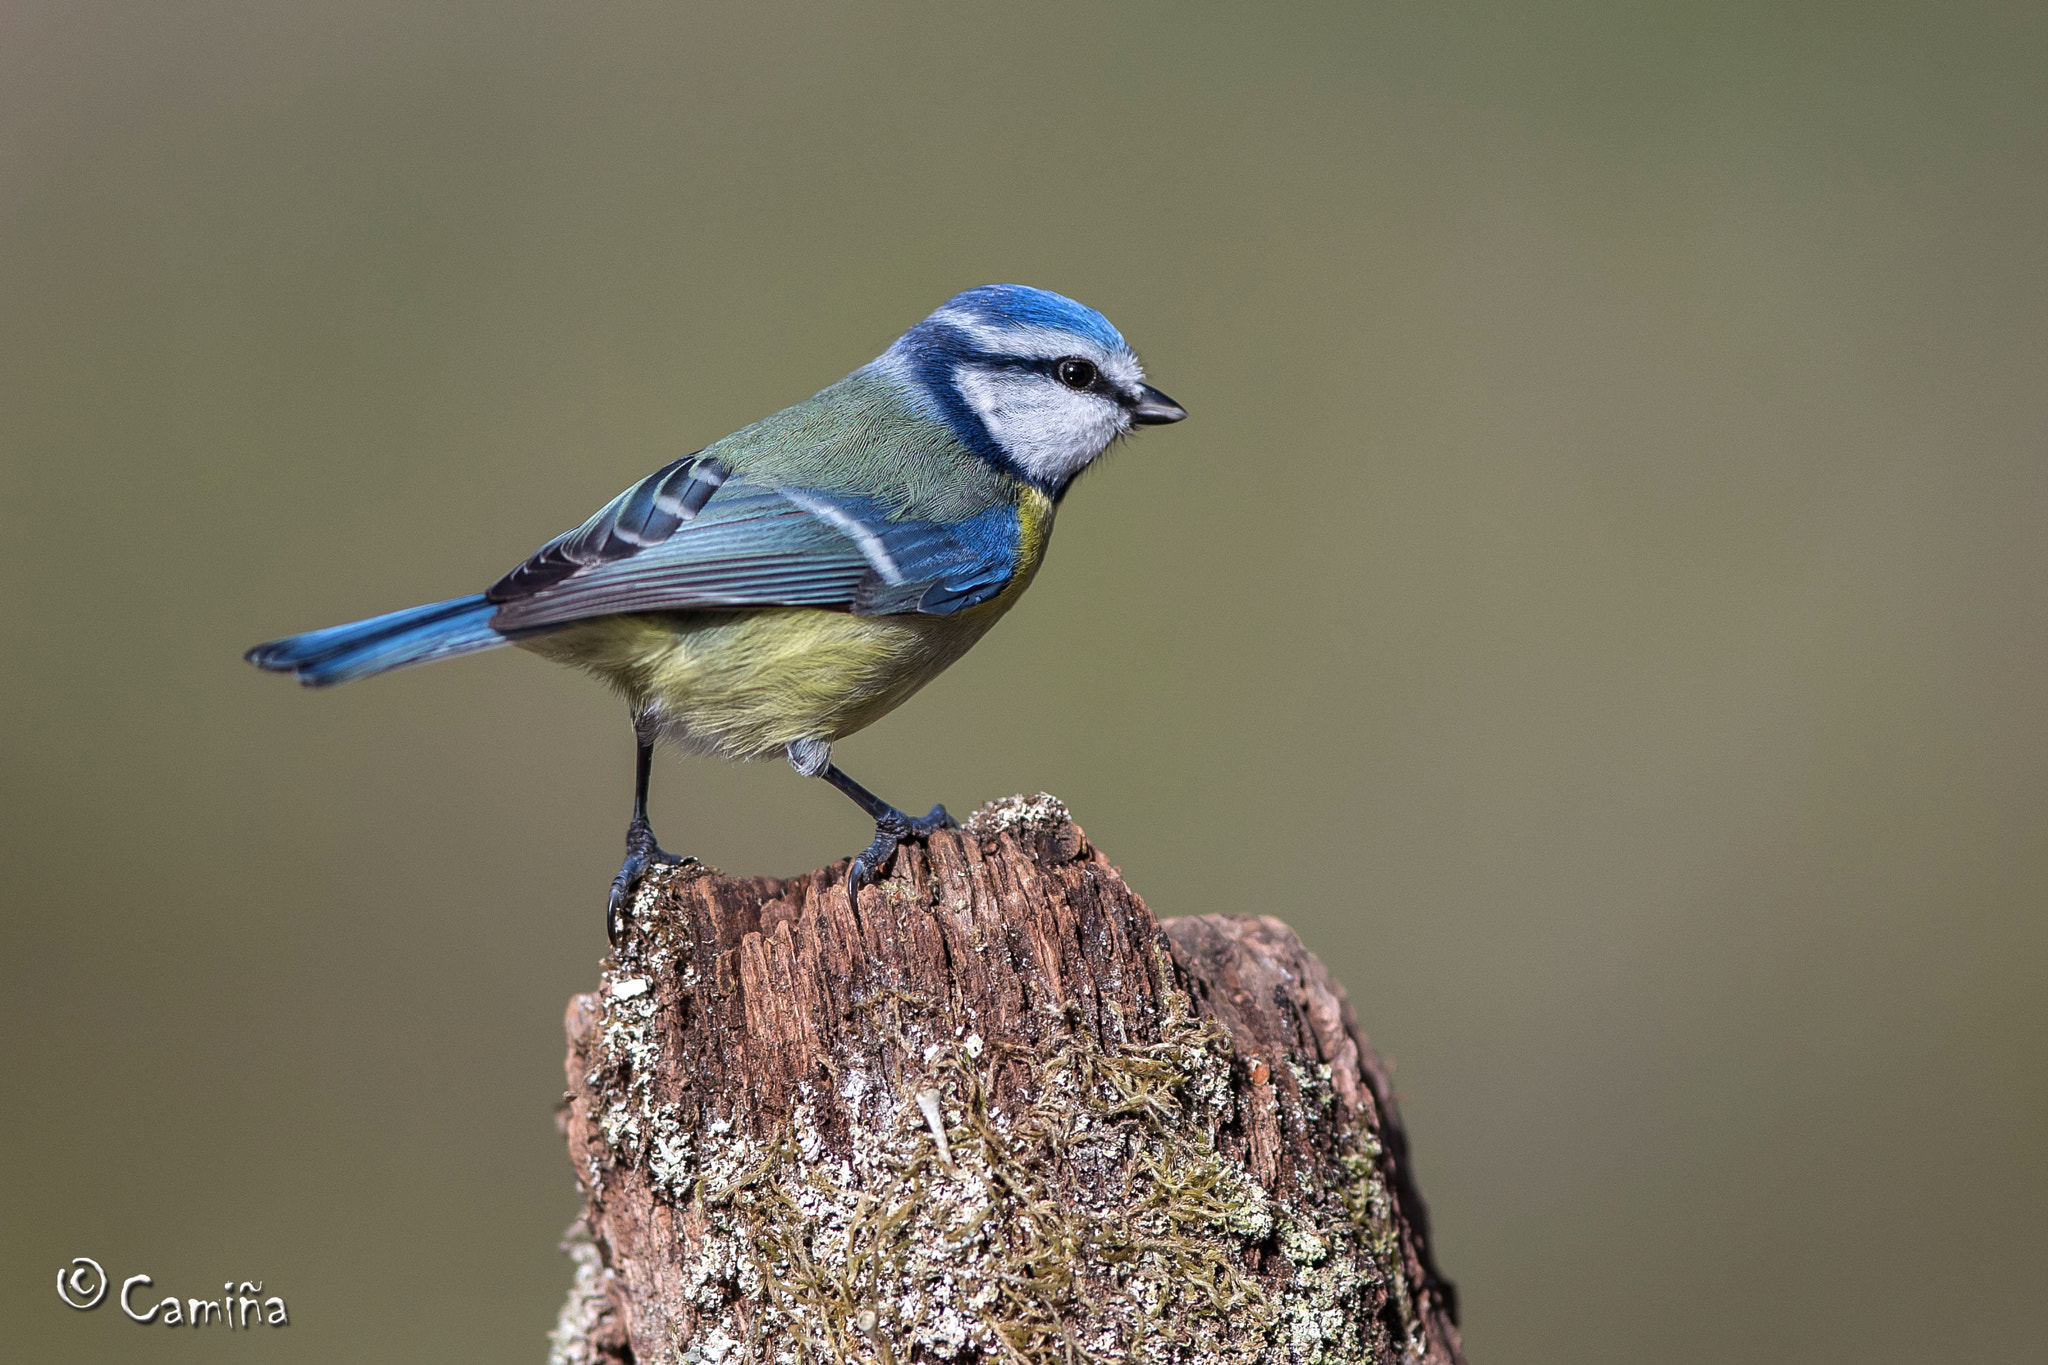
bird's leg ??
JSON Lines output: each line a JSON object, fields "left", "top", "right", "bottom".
{"left": 608, "top": 736, "right": 689, "bottom": 945}
{"left": 785, "top": 739, "right": 953, "bottom": 893}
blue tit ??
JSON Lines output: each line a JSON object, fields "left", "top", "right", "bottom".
{"left": 248, "top": 284, "right": 1186, "bottom": 940}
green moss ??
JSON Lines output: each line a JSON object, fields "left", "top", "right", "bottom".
{"left": 562, "top": 833, "right": 1418, "bottom": 1364}
{"left": 677, "top": 994, "right": 1262, "bottom": 1364}
{"left": 575, "top": 979, "right": 1395, "bottom": 1364}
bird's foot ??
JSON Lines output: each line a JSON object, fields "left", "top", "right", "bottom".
{"left": 608, "top": 819, "right": 692, "bottom": 946}
{"left": 910, "top": 803, "right": 958, "bottom": 838}
{"left": 846, "top": 804, "right": 956, "bottom": 896}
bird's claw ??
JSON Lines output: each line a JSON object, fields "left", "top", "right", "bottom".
{"left": 608, "top": 820, "right": 691, "bottom": 947}
{"left": 845, "top": 819, "right": 906, "bottom": 897}
{"left": 844, "top": 805, "right": 955, "bottom": 897}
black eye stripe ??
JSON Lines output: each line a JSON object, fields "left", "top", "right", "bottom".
{"left": 976, "top": 354, "right": 1113, "bottom": 391}
{"left": 923, "top": 324, "right": 1123, "bottom": 396}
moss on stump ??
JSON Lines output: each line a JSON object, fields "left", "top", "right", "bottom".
{"left": 552, "top": 796, "right": 1461, "bottom": 1365}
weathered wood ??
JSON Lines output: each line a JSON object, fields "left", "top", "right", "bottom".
{"left": 551, "top": 795, "right": 1462, "bottom": 1365}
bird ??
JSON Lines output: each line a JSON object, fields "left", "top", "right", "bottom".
{"left": 246, "top": 284, "right": 1187, "bottom": 942}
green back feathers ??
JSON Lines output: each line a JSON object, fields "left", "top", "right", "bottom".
{"left": 702, "top": 366, "right": 1017, "bottom": 522}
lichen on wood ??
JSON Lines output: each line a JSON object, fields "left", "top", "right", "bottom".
{"left": 552, "top": 795, "right": 1462, "bottom": 1365}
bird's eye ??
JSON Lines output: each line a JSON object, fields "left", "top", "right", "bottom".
{"left": 1055, "top": 357, "right": 1099, "bottom": 390}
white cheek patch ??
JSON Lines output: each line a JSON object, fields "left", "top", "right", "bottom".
{"left": 954, "top": 368, "right": 1127, "bottom": 486}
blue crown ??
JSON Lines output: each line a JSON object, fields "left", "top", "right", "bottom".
{"left": 938, "top": 284, "right": 1128, "bottom": 353}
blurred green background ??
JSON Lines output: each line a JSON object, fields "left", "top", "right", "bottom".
{"left": 4, "top": 2, "right": 2044, "bottom": 1360}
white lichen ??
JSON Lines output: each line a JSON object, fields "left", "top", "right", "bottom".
{"left": 562, "top": 839, "right": 1429, "bottom": 1365}
{"left": 546, "top": 1224, "right": 612, "bottom": 1365}
{"left": 961, "top": 792, "right": 1070, "bottom": 838}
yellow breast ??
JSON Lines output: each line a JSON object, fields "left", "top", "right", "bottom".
{"left": 518, "top": 488, "right": 1055, "bottom": 760}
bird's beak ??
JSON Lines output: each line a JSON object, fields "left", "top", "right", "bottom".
{"left": 1127, "top": 385, "right": 1188, "bottom": 426}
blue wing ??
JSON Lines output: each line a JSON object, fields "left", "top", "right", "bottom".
{"left": 485, "top": 456, "right": 1020, "bottom": 633}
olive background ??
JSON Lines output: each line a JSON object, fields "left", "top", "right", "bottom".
{"left": 4, "top": 3, "right": 2044, "bottom": 1360}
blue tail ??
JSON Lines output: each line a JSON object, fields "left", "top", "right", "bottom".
{"left": 246, "top": 594, "right": 508, "bottom": 687}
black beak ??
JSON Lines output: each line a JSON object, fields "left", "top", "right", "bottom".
{"left": 1127, "top": 384, "right": 1188, "bottom": 426}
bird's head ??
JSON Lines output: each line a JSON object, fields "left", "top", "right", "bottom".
{"left": 878, "top": 284, "right": 1186, "bottom": 498}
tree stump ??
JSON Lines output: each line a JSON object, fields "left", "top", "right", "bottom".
{"left": 551, "top": 795, "right": 1463, "bottom": 1365}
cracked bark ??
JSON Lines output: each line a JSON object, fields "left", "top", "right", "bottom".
{"left": 551, "top": 795, "right": 1463, "bottom": 1365}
